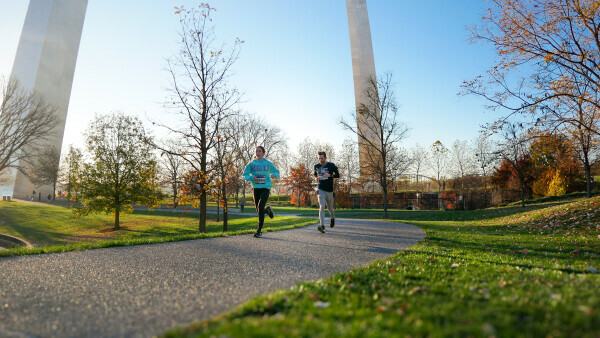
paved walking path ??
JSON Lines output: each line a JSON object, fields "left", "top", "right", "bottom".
{"left": 0, "top": 219, "right": 425, "bottom": 338}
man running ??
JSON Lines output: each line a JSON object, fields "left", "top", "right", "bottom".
{"left": 313, "top": 151, "right": 340, "bottom": 233}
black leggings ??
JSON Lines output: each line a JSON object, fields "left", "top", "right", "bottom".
{"left": 253, "top": 188, "right": 270, "bottom": 231}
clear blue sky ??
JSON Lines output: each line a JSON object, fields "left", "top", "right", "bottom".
{"left": 0, "top": 0, "right": 497, "bottom": 157}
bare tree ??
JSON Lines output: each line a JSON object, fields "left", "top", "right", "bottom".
{"left": 157, "top": 139, "right": 188, "bottom": 207}
{"left": 152, "top": 5, "right": 242, "bottom": 232}
{"left": 224, "top": 112, "right": 287, "bottom": 200}
{"left": 27, "top": 145, "right": 60, "bottom": 200}
{"left": 449, "top": 140, "right": 476, "bottom": 180}
{"left": 338, "top": 138, "right": 360, "bottom": 191}
{"left": 227, "top": 112, "right": 288, "bottom": 163}
{"left": 474, "top": 134, "right": 498, "bottom": 207}
{"left": 209, "top": 134, "right": 237, "bottom": 231}
{"left": 0, "top": 78, "right": 59, "bottom": 177}
{"left": 296, "top": 137, "right": 336, "bottom": 173}
{"left": 496, "top": 122, "right": 534, "bottom": 207}
{"left": 428, "top": 140, "right": 449, "bottom": 200}
{"left": 387, "top": 145, "right": 411, "bottom": 192}
{"left": 449, "top": 139, "right": 477, "bottom": 209}
{"left": 410, "top": 143, "right": 429, "bottom": 192}
{"left": 339, "top": 73, "right": 409, "bottom": 217}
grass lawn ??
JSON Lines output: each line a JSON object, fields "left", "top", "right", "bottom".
{"left": 165, "top": 197, "right": 600, "bottom": 337}
{"left": 0, "top": 201, "right": 317, "bottom": 257}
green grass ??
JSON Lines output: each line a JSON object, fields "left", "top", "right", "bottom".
{"left": 164, "top": 197, "right": 600, "bottom": 337}
{"left": 0, "top": 201, "right": 317, "bottom": 257}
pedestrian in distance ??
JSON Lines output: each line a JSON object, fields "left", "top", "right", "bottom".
{"left": 243, "top": 145, "right": 280, "bottom": 238}
{"left": 239, "top": 197, "right": 246, "bottom": 213}
{"left": 314, "top": 151, "right": 340, "bottom": 233}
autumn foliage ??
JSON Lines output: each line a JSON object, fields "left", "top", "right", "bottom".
{"left": 492, "top": 132, "right": 586, "bottom": 199}
{"left": 492, "top": 156, "right": 535, "bottom": 197}
{"left": 282, "top": 164, "right": 314, "bottom": 207}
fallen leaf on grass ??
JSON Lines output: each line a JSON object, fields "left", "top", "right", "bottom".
{"left": 376, "top": 306, "right": 388, "bottom": 312}
{"left": 469, "top": 286, "right": 490, "bottom": 295}
{"left": 579, "top": 305, "right": 594, "bottom": 315}
{"left": 314, "top": 301, "right": 330, "bottom": 309}
{"left": 408, "top": 286, "right": 428, "bottom": 295}
{"left": 397, "top": 302, "right": 408, "bottom": 315}
{"left": 482, "top": 323, "right": 496, "bottom": 335}
{"left": 451, "top": 263, "right": 461, "bottom": 268}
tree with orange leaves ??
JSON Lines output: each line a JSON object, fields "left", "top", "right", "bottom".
{"left": 463, "top": 0, "right": 600, "bottom": 197}
{"left": 465, "top": 0, "right": 600, "bottom": 113}
{"left": 282, "top": 164, "right": 314, "bottom": 208}
{"left": 530, "top": 131, "right": 583, "bottom": 196}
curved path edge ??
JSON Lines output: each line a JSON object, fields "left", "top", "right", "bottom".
{"left": 0, "top": 218, "right": 425, "bottom": 337}
{"left": 0, "top": 234, "right": 33, "bottom": 249}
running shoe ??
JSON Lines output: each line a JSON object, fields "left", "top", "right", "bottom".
{"left": 318, "top": 226, "right": 325, "bottom": 233}
{"left": 266, "top": 205, "right": 274, "bottom": 219}
{"left": 253, "top": 231, "right": 262, "bottom": 238}
{"left": 330, "top": 218, "right": 335, "bottom": 228}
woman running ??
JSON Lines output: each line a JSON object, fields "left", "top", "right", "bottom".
{"left": 243, "top": 145, "right": 280, "bottom": 238}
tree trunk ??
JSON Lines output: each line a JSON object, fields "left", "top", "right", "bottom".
{"left": 437, "top": 181, "right": 442, "bottom": 209}
{"left": 199, "top": 190, "right": 207, "bottom": 233}
{"left": 114, "top": 208, "right": 120, "bottom": 231}
{"left": 172, "top": 183, "right": 177, "bottom": 207}
{"left": 483, "top": 177, "right": 488, "bottom": 208}
{"left": 520, "top": 180, "right": 525, "bottom": 207}
{"left": 223, "top": 206, "right": 228, "bottom": 232}
{"left": 222, "top": 185, "right": 228, "bottom": 232}
{"left": 461, "top": 182, "right": 465, "bottom": 211}
{"left": 216, "top": 197, "right": 220, "bottom": 222}
{"left": 583, "top": 152, "right": 592, "bottom": 198}
{"left": 382, "top": 188, "right": 388, "bottom": 218}
{"left": 585, "top": 163, "right": 592, "bottom": 198}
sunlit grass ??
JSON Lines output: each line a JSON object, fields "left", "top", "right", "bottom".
{"left": 0, "top": 201, "right": 316, "bottom": 257}
{"left": 165, "top": 196, "right": 600, "bottom": 337}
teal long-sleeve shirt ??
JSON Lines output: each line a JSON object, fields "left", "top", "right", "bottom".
{"left": 243, "top": 158, "right": 280, "bottom": 189}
